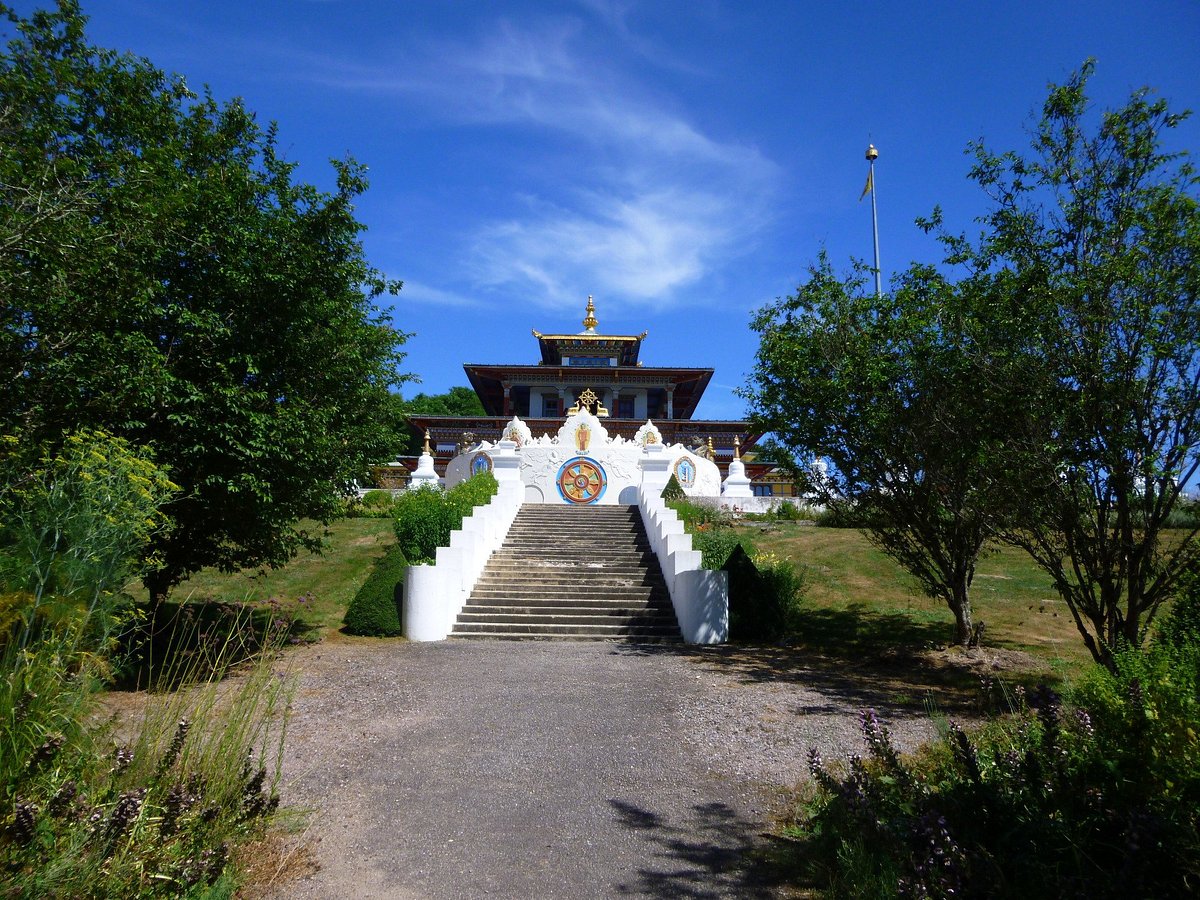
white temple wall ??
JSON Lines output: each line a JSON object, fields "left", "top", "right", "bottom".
{"left": 443, "top": 412, "right": 722, "bottom": 506}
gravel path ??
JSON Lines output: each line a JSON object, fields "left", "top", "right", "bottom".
{"left": 262, "top": 638, "right": 946, "bottom": 899}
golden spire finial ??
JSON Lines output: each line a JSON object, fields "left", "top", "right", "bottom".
{"left": 706, "top": 436, "right": 715, "bottom": 460}
{"left": 423, "top": 430, "right": 431, "bottom": 455}
{"left": 582, "top": 295, "right": 598, "bottom": 331}
{"left": 734, "top": 435, "right": 741, "bottom": 460}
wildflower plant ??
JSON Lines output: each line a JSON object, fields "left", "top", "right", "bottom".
{"left": 795, "top": 647, "right": 1200, "bottom": 898}
{"left": 1, "top": 431, "right": 292, "bottom": 896}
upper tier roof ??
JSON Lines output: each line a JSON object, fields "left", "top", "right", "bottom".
{"left": 532, "top": 295, "right": 647, "bottom": 366}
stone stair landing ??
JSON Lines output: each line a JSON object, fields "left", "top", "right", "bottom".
{"left": 451, "top": 504, "right": 681, "bottom": 643}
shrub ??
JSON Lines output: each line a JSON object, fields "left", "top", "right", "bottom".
{"left": 813, "top": 503, "right": 867, "bottom": 528}
{"left": 343, "top": 546, "right": 407, "bottom": 636}
{"left": 392, "top": 485, "right": 455, "bottom": 563}
{"left": 1158, "top": 561, "right": 1200, "bottom": 650}
{"left": 661, "top": 473, "right": 686, "bottom": 502}
{"left": 724, "top": 545, "right": 805, "bottom": 642}
{"left": 392, "top": 472, "right": 498, "bottom": 564}
{"left": 671, "top": 497, "right": 731, "bottom": 531}
{"left": 445, "top": 470, "right": 498, "bottom": 519}
{"left": 0, "top": 432, "right": 289, "bottom": 896}
{"left": 0, "top": 619, "right": 292, "bottom": 897}
{"left": 0, "top": 430, "right": 177, "bottom": 648}
{"left": 692, "top": 527, "right": 750, "bottom": 570}
{"left": 360, "top": 489, "right": 394, "bottom": 508}
{"left": 798, "top": 646, "right": 1200, "bottom": 898}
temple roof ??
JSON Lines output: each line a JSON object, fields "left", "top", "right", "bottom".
{"left": 532, "top": 296, "right": 647, "bottom": 366}
{"left": 462, "top": 364, "right": 713, "bottom": 418}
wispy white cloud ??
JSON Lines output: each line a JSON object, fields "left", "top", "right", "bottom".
{"left": 304, "top": 13, "right": 779, "bottom": 313}
{"left": 393, "top": 280, "right": 483, "bottom": 309}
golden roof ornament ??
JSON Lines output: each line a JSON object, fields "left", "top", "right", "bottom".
{"left": 582, "top": 295, "right": 598, "bottom": 332}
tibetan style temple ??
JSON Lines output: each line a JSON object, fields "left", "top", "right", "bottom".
{"left": 399, "top": 297, "right": 764, "bottom": 482}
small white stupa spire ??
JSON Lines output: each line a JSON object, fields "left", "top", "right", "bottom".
{"left": 722, "top": 435, "right": 753, "bottom": 498}
{"left": 409, "top": 429, "right": 440, "bottom": 489}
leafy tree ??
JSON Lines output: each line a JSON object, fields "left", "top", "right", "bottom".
{"left": 396, "top": 387, "right": 485, "bottom": 454}
{"left": 951, "top": 62, "right": 1200, "bottom": 668}
{"left": 744, "top": 258, "right": 1008, "bottom": 646}
{"left": 0, "top": 2, "right": 412, "bottom": 603}
{"left": 403, "top": 386, "right": 486, "bottom": 418}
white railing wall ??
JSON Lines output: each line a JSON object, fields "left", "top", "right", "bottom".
{"left": 636, "top": 483, "right": 729, "bottom": 644}
{"left": 403, "top": 479, "right": 524, "bottom": 641}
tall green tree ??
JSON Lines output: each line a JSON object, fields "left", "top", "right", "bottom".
{"left": 955, "top": 62, "right": 1200, "bottom": 668}
{"left": 396, "top": 386, "right": 486, "bottom": 454}
{"left": 0, "top": 2, "right": 412, "bottom": 602}
{"left": 744, "top": 258, "right": 1009, "bottom": 646}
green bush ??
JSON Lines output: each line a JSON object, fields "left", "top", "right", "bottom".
{"left": 724, "top": 545, "right": 805, "bottom": 642}
{"left": 0, "top": 436, "right": 289, "bottom": 896}
{"left": 392, "top": 485, "right": 455, "bottom": 563}
{"left": 670, "top": 497, "right": 731, "bottom": 531}
{"left": 692, "top": 527, "right": 751, "bottom": 570}
{"left": 1158, "top": 561, "right": 1200, "bottom": 650}
{"left": 344, "top": 489, "right": 397, "bottom": 519}
{"left": 661, "top": 472, "right": 686, "bottom": 502}
{"left": 446, "top": 470, "right": 498, "bottom": 519}
{"left": 798, "top": 645, "right": 1200, "bottom": 898}
{"left": 343, "top": 546, "right": 407, "bottom": 636}
{"left": 392, "top": 472, "right": 498, "bottom": 564}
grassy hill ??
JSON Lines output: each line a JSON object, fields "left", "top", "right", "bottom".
{"left": 744, "top": 522, "right": 1094, "bottom": 674}
{"left": 138, "top": 517, "right": 397, "bottom": 636}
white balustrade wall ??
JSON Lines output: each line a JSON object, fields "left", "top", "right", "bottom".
{"left": 635, "top": 483, "right": 729, "bottom": 644}
{"left": 403, "top": 479, "right": 524, "bottom": 641}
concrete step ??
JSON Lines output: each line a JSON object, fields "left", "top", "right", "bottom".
{"left": 463, "top": 597, "right": 670, "bottom": 611}
{"left": 456, "top": 611, "right": 676, "bottom": 626}
{"left": 468, "top": 590, "right": 667, "bottom": 605}
{"left": 450, "top": 621, "right": 681, "bottom": 637}
{"left": 452, "top": 503, "right": 681, "bottom": 643}
{"left": 449, "top": 632, "right": 682, "bottom": 644}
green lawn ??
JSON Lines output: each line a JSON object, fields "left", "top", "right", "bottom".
{"left": 144, "top": 515, "right": 1143, "bottom": 680}
{"left": 745, "top": 523, "right": 1094, "bottom": 673}
{"left": 142, "top": 518, "right": 397, "bottom": 636}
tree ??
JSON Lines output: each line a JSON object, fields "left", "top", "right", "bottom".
{"left": 744, "top": 257, "right": 1009, "bottom": 646}
{"left": 954, "top": 62, "right": 1200, "bottom": 668}
{"left": 396, "top": 387, "right": 485, "bottom": 454}
{"left": 0, "top": 2, "right": 412, "bottom": 603}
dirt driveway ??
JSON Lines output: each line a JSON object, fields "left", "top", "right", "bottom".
{"left": 259, "top": 638, "right": 956, "bottom": 899}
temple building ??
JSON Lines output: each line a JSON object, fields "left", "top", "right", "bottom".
{"left": 399, "top": 297, "right": 765, "bottom": 481}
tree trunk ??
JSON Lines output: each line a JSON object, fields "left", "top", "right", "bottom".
{"left": 950, "top": 579, "right": 974, "bottom": 647}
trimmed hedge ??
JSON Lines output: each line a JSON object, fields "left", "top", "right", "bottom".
{"left": 392, "top": 472, "right": 498, "bottom": 564}
{"left": 343, "top": 545, "right": 407, "bottom": 636}
{"left": 723, "top": 544, "right": 805, "bottom": 642}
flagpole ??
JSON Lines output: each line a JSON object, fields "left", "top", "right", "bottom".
{"left": 866, "top": 143, "right": 881, "bottom": 299}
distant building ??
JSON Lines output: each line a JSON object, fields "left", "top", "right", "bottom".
{"left": 396, "top": 297, "right": 763, "bottom": 481}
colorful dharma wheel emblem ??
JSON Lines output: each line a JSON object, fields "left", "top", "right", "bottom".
{"left": 556, "top": 457, "right": 607, "bottom": 505}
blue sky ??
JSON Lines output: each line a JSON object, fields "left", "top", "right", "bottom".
{"left": 56, "top": 0, "right": 1200, "bottom": 420}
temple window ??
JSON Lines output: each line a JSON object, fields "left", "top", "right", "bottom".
{"left": 617, "top": 396, "right": 635, "bottom": 418}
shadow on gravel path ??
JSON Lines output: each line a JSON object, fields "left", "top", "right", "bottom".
{"left": 264, "top": 640, "right": 793, "bottom": 899}
{"left": 608, "top": 799, "right": 783, "bottom": 898}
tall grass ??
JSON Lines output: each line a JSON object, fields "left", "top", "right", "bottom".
{"left": 2, "top": 431, "right": 294, "bottom": 896}
{"left": 2, "top": 611, "right": 294, "bottom": 897}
